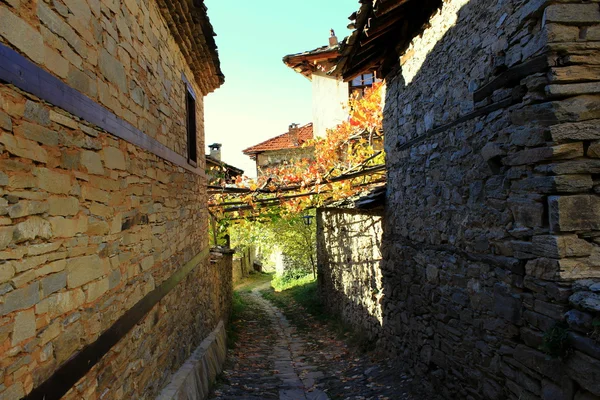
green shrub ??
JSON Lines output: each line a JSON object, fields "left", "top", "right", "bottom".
{"left": 540, "top": 323, "right": 570, "bottom": 359}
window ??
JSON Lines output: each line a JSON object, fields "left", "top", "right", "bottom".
{"left": 185, "top": 87, "right": 197, "bottom": 166}
{"left": 349, "top": 72, "right": 380, "bottom": 97}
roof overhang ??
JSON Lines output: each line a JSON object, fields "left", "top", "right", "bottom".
{"left": 206, "top": 155, "right": 244, "bottom": 175}
{"left": 336, "top": 0, "right": 443, "bottom": 82}
{"left": 283, "top": 46, "right": 342, "bottom": 79}
{"left": 157, "top": 0, "right": 224, "bottom": 94}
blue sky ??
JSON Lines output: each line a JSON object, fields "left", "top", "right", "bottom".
{"left": 204, "top": 0, "right": 359, "bottom": 177}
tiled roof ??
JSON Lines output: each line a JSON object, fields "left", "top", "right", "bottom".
{"left": 243, "top": 123, "right": 313, "bottom": 156}
{"left": 205, "top": 155, "right": 244, "bottom": 175}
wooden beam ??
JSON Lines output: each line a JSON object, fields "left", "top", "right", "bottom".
{"left": 0, "top": 43, "right": 204, "bottom": 177}
{"left": 342, "top": 50, "right": 383, "bottom": 81}
{"left": 209, "top": 164, "right": 387, "bottom": 195}
{"left": 23, "top": 247, "right": 211, "bottom": 400}
{"left": 284, "top": 50, "right": 340, "bottom": 64}
{"left": 373, "top": 0, "right": 412, "bottom": 17}
{"left": 473, "top": 55, "right": 549, "bottom": 103}
{"left": 220, "top": 179, "right": 387, "bottom": 213}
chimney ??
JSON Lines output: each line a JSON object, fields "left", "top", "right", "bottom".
{"left": 208, "top": 143, "right": 222, "bottom": 161}
{"left": 329, "top": 29, "right": 338, "bottom": 47}
{"left": 289, "top": 123, "right": 299, "bottom": 146}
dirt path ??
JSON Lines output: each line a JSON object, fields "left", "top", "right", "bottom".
{"left": 209, "top": 277, "right": 421, "bottom": 400}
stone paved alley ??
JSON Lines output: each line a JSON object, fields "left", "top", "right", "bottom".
{"left": 209, "top": 278, "right": 429, "bottom": 400}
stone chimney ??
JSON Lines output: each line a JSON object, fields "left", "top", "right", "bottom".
{"left": 208, "top": 143, "right": 222, "bottom": 161}
{"left": 289, "top": 123, "right": 299, "bottom": 146}
{"left": 329, "top": 29, "right": 338, "bottom": 47}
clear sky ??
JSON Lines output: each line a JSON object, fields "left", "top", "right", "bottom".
{"left": 204, "top": 0, "right": 359, "bottom": 178}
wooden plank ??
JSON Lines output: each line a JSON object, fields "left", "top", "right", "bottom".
{"left": 22, "top": 247, "right": 211, "bottom": 400}
{"left": 473, "top": 55, "right": 549, "bottom": 103}
{"left": 397, "top": 97, "right": 518, "bottom": 153}
{"left": 373, "top": 0, "right": 412, "bottom": 17}
{"left": 0, "top": 43, "right": 203, "bottom": 176}
{"left": 342, "top": 46, "right": 384, "bottom": 81}
{"left": 284, "top": 50, "right": 340, "bottom": 64}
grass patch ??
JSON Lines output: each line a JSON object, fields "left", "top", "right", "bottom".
{"left": 271, "top": 273, "right": 316, "bottom": 292}
{"left": 540, "top": 322, "right": 571, "bottom": 359}
{"left": 227, "top": 291, "right": 246, "bottom": 348}
{"left": 262, "top": 279, "right": 324, "bottom": 330}
{"left": 234, "top": 271, "right": 273, "bottom": 292}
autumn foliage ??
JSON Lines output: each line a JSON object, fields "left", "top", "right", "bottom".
{"left": 210, "top": 82, "right": 385, "bottom": 219}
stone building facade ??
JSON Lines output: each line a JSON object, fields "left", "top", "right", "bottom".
{"left": 0, "top": 1, "right": 230, "bottom": 399}
{"left": 243, "top": 123, "right": 313, "bottom": 176}
{"left": 319, "top": 0, "right": 600, "bottom": 398}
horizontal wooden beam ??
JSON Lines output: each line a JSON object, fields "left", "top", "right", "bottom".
{"left": 22, "top": 247, "right": 210, "bottom": 400}
{"left": 473, "top": 55, "right": 549, "bottom": 103}
{"left": 373, "top": 0, "right": 412, "bottom": 17}
{"left": 0, "top": 43, "right": 204, "bottom": 177}
{"left": 220, "top": 179, "right": 386, "bottom": 213}
{"left": 209, "top": 164, "right": 386, "bottom": 196}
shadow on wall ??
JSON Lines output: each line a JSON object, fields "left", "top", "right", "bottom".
{"left": 323, "top": 0, "right": 600, "bottom": 399}
{"left": 317, "top": 208, "right": 385, "bottom": 343}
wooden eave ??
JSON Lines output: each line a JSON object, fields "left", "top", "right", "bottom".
{"left": 337, "top": 0, "right": 443, "bottom": 81}
{"left": 206, "top": 155, "right": 244, "bottom": 176}
{"left": 156, "top": 0, "right": 224, "bottom": 95}
{"left": 283, "top": 48, "right": 341, "bottom": 79}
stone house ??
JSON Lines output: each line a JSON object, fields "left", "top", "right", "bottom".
{"left": 243, "top": 32, "right": 381, "bottom": 177}
{"left": 206, "top": 143, "right": 244, "bottom": 185}
{"left": 318, "top": 0, "right": 600, "bottom": 399}
{"left": 0, "top": 1, "right": 231, "bottom": 399}
{"left": 242, "top": 122, "right": 314, "bottom": 176}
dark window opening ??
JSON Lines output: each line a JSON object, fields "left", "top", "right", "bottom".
{"left": 186, "top": 88, "right": 197, "bottom": 166}
{"left": 349, "top": 72, "right": 380, "bottom": 97}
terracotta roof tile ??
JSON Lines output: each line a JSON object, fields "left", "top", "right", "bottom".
{"left": 243, "top": 123, "right": 313, "bottom": 155}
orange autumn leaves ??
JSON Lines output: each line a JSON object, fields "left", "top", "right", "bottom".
{"left": 211, "top": 82, "right": 384, "bottom": 219}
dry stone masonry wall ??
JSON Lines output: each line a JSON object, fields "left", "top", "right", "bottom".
{"left": 379, "top": 0, "right": 600, "bottom": 398}
{"left": 317, "top": 0, "right": 600, "bottom": 399}
{"left": 317, "top": 208, "right": 385, "bottom": 342}
{"left": 0, "top": 0, "right": 205, "bottom": 156}
{"left": 0, "top": 0, "right": 230, "bottom": 399}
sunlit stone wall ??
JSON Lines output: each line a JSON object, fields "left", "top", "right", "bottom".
{"left": 317, "top": 208, "right": 384, "bottom": 342}
{"left": 381, "top": 0, "right": 600, "bottom": 398}
{"left": 0, "top": 0, "right": 230, "bottom": 398}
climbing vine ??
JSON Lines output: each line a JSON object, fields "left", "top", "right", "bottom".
{"left": 208, "top": 82, "right": 385, "bottom": 220}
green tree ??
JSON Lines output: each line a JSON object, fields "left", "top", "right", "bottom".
{"left": 228, "top": 211, "right": 316, "bottom": 278}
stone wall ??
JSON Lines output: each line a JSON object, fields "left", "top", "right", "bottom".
{"left": 156, "top": 321, "right": 228, "bottom": 400}
{"left": 379, "top": 0, "right": 600, "bottom": 398}
{"left": 232, "top": 247, "right": 255, "bottom": 285}
{"left": 0, "top": 0, "right": 205, "bottom": 156}
{"left": 0, "top": 1, "right": 229, "bottom": 399}
{"left": 256, "top": 147, "right": 314, "bottom": 171}
{"left": 314, "top": 0, "right": 600, "bottom": 398}
{"left": 317, "top": 208, "right": 384, "bottom": 342}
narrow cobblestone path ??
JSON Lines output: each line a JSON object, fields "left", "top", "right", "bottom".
{"left": 210, "top": 278, "right": 426, "bottom": 400}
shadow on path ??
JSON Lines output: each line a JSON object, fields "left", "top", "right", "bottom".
{"left": 210, "top": 277, "right": 420, "bottom": 400}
